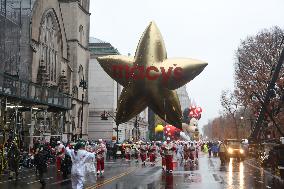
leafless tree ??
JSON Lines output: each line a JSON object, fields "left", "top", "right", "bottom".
{"left": 235, "top": 26, "right": 284, "bottom": 136}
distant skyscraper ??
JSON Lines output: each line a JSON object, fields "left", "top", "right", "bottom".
{"left": 176, "top": 85, "right": 191, "bottom": 112}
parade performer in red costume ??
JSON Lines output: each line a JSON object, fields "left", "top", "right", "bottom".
{"left": 149, "top": 142, "right": 157, "bottom": 166}
{"left": 96, "top": 139, "right": 107, "bottom": 176}
{"left": 55, "top": 141, "right": 65, "bottom": 172}
{"left": 161, "top": 137, "right": 176, "bottom": 173}
{"left": 140, "top": 142, "right": 147, "bottom": 166}
{"left": 125, "top": 143, "right": 131, "bottom": 161}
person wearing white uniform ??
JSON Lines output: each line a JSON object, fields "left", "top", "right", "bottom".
{"left": 65, "top": 141, "right": 95, "bottom": 189}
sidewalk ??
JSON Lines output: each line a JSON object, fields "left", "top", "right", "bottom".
{"left": 245, "top": 158, "right": 284, "bottom": 182}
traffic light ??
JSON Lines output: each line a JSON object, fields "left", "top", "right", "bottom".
{"left": 113, "top": 128, "right": 121, "bottom": 132}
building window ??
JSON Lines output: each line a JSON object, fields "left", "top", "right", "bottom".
{"left": 79, "top": 25, "right": 84, "bottom": 44}
{"left": 39, "top": 10, "right": 59, "bottom": 83}
{"left": 78, "top": 65, "right": 84, "bottom": 81}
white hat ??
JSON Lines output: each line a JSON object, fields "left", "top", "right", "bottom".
{"left": 99, "top": 139, "right": 103, "bottom": 142}
{"left": 57, "top": 141, "right": 61, "bottom": 144}
{"left": 166, "top": 137, "right": 171, "bottom": 141}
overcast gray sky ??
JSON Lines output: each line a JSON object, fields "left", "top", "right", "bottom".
{"left": 89, "top": 0, "right": 284, "bottom": 128}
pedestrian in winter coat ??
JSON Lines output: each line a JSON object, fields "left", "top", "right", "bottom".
{"left": 34, "top": 146, "right": 48, "bottom": 186}
{"left": 208, "top": 142, "right": 213, "bottom": 158}
{"left": 65, "top": 141, "right": 95, "bottom": 189}
{"left": 203, "top": 144, "right": 208, "bottom": 153}
{"left": 212, "top": 143, "right": 219, "bottom": 157}
{"left": 7, "top": 142, "right": 20, "bottom": 180}
{"left": 219, "top": 142, "right": 227, "bottom": 165}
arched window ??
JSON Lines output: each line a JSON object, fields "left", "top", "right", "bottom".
{"left": 79, "top": 25, "right": 84, "bottom": 44}
{"left": 78, "top": 65, "right": 84, "bottom": 81}
{"left": 39, "top": 10, "right": 59, "bottom": 83}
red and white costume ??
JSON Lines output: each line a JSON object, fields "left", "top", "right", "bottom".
{"left": 125, "top": 145, "right": 131, "bottom": 161}
{"left": 161, "top": 140, "right": 176, "bottom": 172}
{"left": 140, "top": 143, "right": 147, "bottom": 166}
{"left": 149, "top": 144, "right": 157, "bottom": 165}
{"left": 96, "top": 141, "right": 106, "bottom": 175}
{"left": 160, "top": 147, "right": 166, "bottom": 169}
{"left": 183, "top": 144, "right": 190, "bottom": 162}
{"left": 55, "top": 142, "right": 65, "bottom": 172}
{"left": 132, "top": 144, "right": 139, "bottom": 162}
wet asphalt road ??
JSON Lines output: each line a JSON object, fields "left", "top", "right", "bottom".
{"left": 1, "top": 153, "right": 283, "bottom": 189}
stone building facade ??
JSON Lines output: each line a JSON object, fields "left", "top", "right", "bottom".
{"left": 176, "top": 85, "right": 191, "bottom": 113}
{"left": 0, "top": 0, "right": 90, "bottom": 146}
{"left": 88, "top": 37, "right": 149, "bottom": 142}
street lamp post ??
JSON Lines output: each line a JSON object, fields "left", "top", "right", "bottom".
{"left": 101, "top": 111, "right": 119, "bottom": 143}
{"left": 134, "top": 116, "right": 139, "bottom": 141}
{"left": 79, "top": 76, "right": 87, "bottom": 139}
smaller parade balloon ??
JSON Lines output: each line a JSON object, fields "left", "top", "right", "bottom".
{"left": 155, "top": 124, "right": 164, "bottom": 133}
{"left": 164, "top": 125, "right": 181, "bottom": 140}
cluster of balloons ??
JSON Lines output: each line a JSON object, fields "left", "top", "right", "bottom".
{"left": 155, "top": 124, "right": 181, "bottom": 140}
{"left": 188, "top": 105, "right": 203, "bottom": 120}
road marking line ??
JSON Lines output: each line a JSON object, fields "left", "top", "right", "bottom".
{"left": 86, "top": 168, "right": 137, "bottom": 189}
{"left": 26, "top": 177, "right": 53, "bottom": 185}
{"left": 94, "top": 168, "right": 136, "bottom": 188}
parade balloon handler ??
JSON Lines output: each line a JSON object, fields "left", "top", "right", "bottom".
{"left": 219, "top": 141, "right": 227, "bottom": 166}
{"left": 162, "top": 137, "right": 176, "bottom": 173}
{"left": 64, "top": 140, "right": 95, "bottom": 189}
{"left": 96, "top": 139, "right": 107, "bottom": 176}
{"left": 34, "top": 145, "right": 48, "bottom": 186}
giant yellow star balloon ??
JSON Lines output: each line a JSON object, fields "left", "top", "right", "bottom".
{"left": 97, "top": 21, "right": 207, "bottom": 129}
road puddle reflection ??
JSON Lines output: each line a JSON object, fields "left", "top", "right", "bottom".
{"left": 227, "top": 158, "right": 245, "bottom": 189}
{"left": 239, "top": 162, "right": 244, "bottom": 189}
{"left": 228, "top": 158, "right": 233, "bottom": 187}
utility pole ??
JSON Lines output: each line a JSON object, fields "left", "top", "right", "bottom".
{"left": 79, "top": 76, "right": 87, "bottom": 139}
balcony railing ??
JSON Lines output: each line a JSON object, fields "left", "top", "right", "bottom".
{"left": 0, "top": 72, "right": 71, "bottom": 110}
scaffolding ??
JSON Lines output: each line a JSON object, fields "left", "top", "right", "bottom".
{"left": 0, "top": 0, "right": 21, "bottom": 76}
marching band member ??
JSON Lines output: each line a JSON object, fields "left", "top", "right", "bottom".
{"left": 161, "top": 137, "right": 176, "bottom": 173}
{"left": 96, "top": 139, "right": 107, "bottom": 176}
